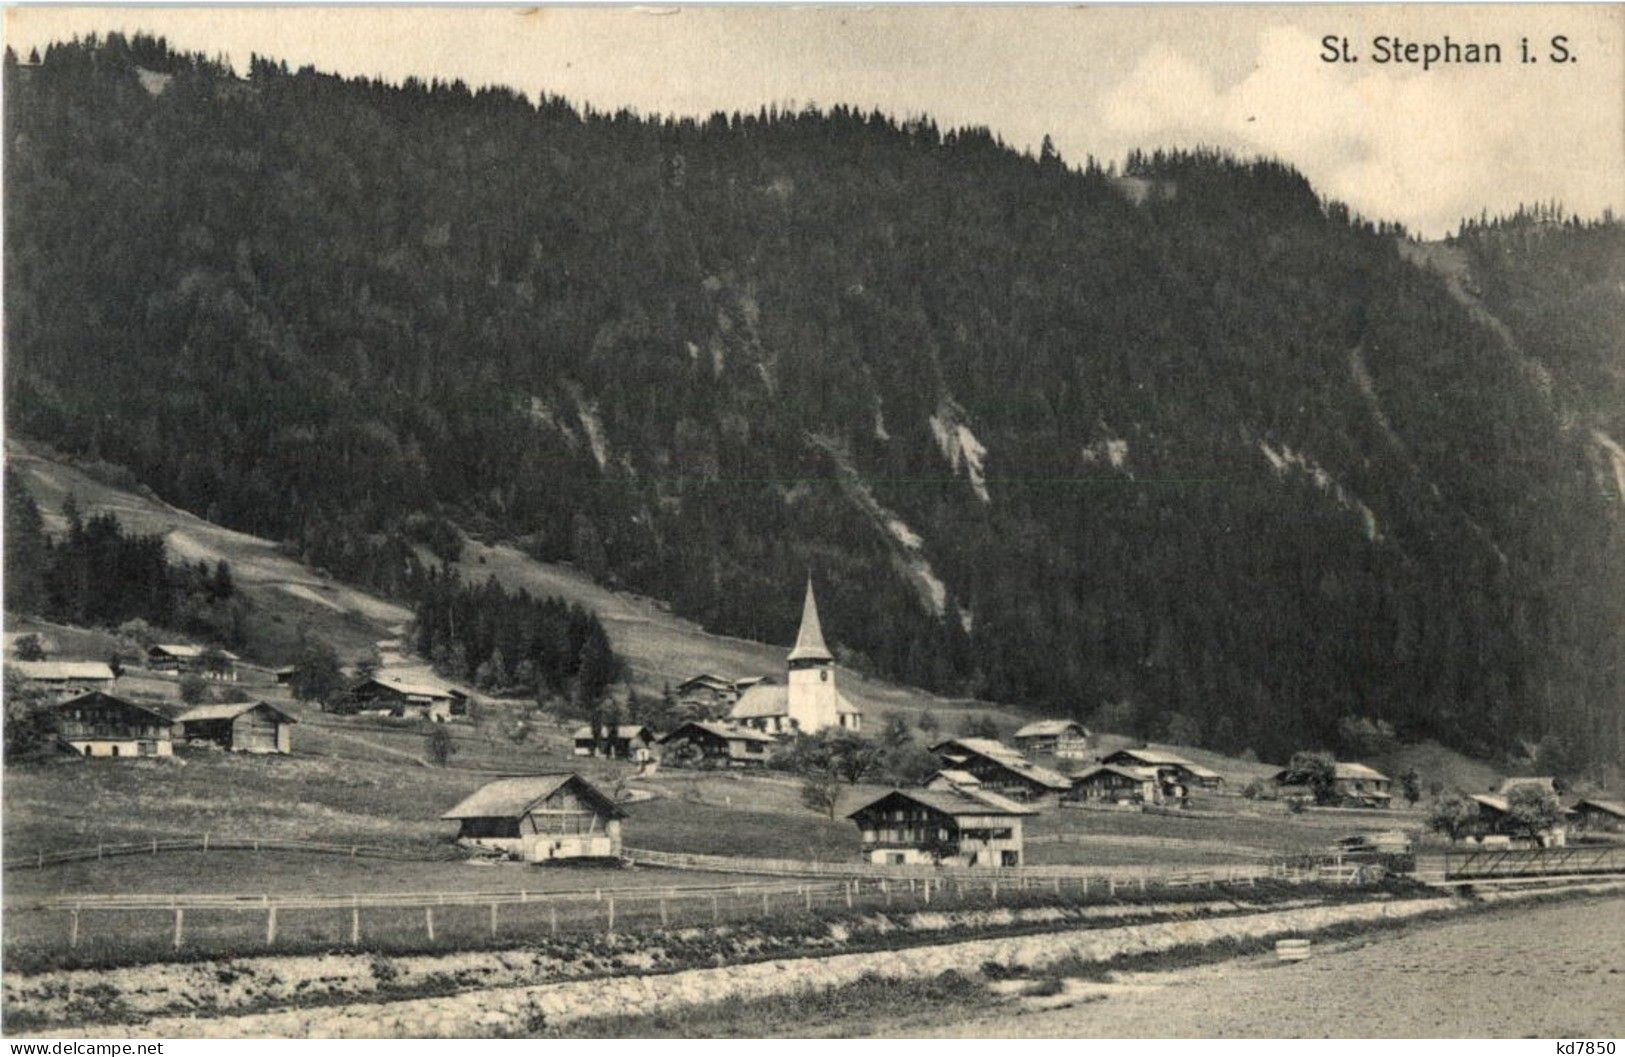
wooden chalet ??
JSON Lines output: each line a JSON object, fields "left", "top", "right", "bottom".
{"left": 441, "top": 773, "right": 625, "bottom": 861}
{"left": 1065, "top": 762, "right": 1163, "bottom": 806}
{"left": 345, "top": 674, "right": 467, "bottom": 721}
{"left": 929, "top": 737, "right": 1071, "bottom": 801}
{"left": 1465, "top": 793, "right": 1570, "bottom": 846}
{"left": 51, "top": 691, "right": 173, "bottom": 758}
{"left": 1102, "top": 747, "right": 1224, "bottom": 792}
{"left": 848, "top": 787, "right": 1035, "bottom": 867}
{"left": 674, "top": 673, "right": 751, "bottom": 714}
{"left": 657, "top": 720, "right": 776, "bottom": 767}
{"left": 572, "top": 724, "right": 656, "bottom": 760}
{"left": 13, "top": 660, "right": 116, "bottom": 697}
{"left": 1012, "top": 719, "right": 1092, "bottom": 759}
{"left": 1270, "top": 761, "right": 1392, "bottom": 807}
{"left": 174, "top": 701, "right": 296, "bottom": 753}
{"left": 147, "top": 643, "right": 240, "bottom": 681}
{"left": 1570, "top": 798, "right": 1625, "bottom": 834}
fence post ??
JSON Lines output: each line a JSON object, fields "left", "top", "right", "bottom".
{"left": 203, "top": 831, "right": 210, "bottom": 852}
{"left": 762, "top": 889, "right": 770, "bottom": 914}
{"left": 884, "top": 879, "right": 892, "bottom": 907}
{"left": 520, "top": 890, "right": 528, "bottom": 904}
{"left": 69, "top": 907, "right": 80, "bottom": 949}
{"left": 351, "top": 904, "right": 361, "bottom": 945}
{"left": 266, "top": 905, "right": 277, "bottom": 944}
{"left": 37, "top": 850, "right": 43, "bottom": 869}
{"left": 97, "top": 842, "right": 104, "bottom": 861}
{"left": 151, "top": 838, "right": 158, "bottom": 856}
{"left": 991, "top": 879, "right": 998, "bottom": 902}
{"left": 173, "top": 907, "right": 184, "bottom": 949}
{"left": 1082, "top": 877, "right": 1088, "bottom": 897}
{"left": 490, "top": 902, "right": 499, "bottom": 937}
{"left": 425, "top": 906, "right": 435, "bottom": 942}
{"left": 845, "top": 881, "right": 853, "bottom": 909}
{"left": 606, "top": 898, "right": 615, "bottom": 935}
{"left": 923, "top": 878, "right": 932, "bottom": 905}
{"left": 595, "top": 888, "right": 602, "bottom": 902}
{"left": 713, "top": 893, "right": 720, "bottom": 923}
{"left": 1139, "top": 874, "right": 1147, "bottom": 894}
{"left": 550, "top": 905, "right": 558, "bottom": 935}
{"left": 1108, "top": 877, "right": 1115, "bottom": 897}
{"left": 804, "top": 885, "right": 812, "bottom": 912}
{"left": 659, "top": 896, "right": 668, "bottom": 926}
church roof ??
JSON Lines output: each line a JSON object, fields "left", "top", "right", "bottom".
{"left": 787, "top": 578, "right": 833, "bottom": 663}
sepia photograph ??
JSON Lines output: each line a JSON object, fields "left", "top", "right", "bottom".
{"left": 0, "top": 2, "right": 1622, "bottom": 1042}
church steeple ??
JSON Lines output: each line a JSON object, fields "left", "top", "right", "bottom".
{"left": 787, "top": 576, "right": 833, "bottom": 664}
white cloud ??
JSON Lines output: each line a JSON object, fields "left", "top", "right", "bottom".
{"left": 1097, "top": 22, "right": 1623, "bottom": 237}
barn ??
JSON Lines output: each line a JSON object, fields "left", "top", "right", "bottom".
{"left": 174, "top": 701, "right": 296, "bottom": 753}
{"left": 441, "top": 773, "right": 626, "bottom": 861}
{"left": 13, "top": 660, "right": 116, "bottom": 697}
{"left": 51, "top": 691, "right": 173, "bottom": 758}
{"left": 847, "top": 787, "right": 1035, "bottom": 867}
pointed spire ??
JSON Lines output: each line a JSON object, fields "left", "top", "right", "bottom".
{"left": 787, "top": 576, "right": 833, "bottom": 663}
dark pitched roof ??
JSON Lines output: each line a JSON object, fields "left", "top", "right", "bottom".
{"left": 929, "top": 738, "right": 1071, "bottom": 790}
{"left": 848, "top": 786, "right": 1036, "bottom": 821}
{"left": 53, "top": 691, "right": 170, "bottom": 723}
{"left": 659, "top": 720, "right": 777, "bottom": 744}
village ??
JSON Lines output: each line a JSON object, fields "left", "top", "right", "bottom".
{"left": 8, "top": 576, "right": 1619, "bottom": 889}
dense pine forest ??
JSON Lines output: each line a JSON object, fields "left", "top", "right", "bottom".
{"left": 5, "top": 35, "right": 1622, "bottom": 773}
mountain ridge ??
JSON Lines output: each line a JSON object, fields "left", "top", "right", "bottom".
{"left": 5, "top": 34, "right": 1621, "bottom": 773}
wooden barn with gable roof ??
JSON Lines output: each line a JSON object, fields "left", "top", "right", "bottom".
{"left": 441, "top": 773, "right": 625, "bottom": 861}
{"left": 848, "top": 786, "right": 1035, "bottom": 866}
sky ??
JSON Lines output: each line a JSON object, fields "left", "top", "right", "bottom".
{"left": 6, "top": 4, "right": 1622, "bottom": 237}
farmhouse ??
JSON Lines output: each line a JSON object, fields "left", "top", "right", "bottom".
{"left": 930, "top": 737, "right": 1071, "bottom": 801}
{"left": 1066, "top": 762, "right": 1163, "bottom": 806}
{"left": 658, "top": 720, "right": 777, "bottom": 767}
{"left": 675, "top": 673, "right": 750, "bottom": 714}
{"left": 572, "top": 723, "right": 656, "bottom": 760}
{"left": 848, "top": 787, "right": 1035, "bottom": 866}
{"left": 1012, "top": 719, "right": 1091, "bottom": 759}
{"left": 1466, "top": 793, "right": 1569, "bottom": 846}
{"left": 51, "top": 691, "right": 173, "bottom": 757}
{"left": 442, "top": 773, "right": 625, "bottom": 861}
{"left": 727, "top": 579, "right": 862, "bottom": 735}
{"left": 345, "top": 674, "right": 467, "bottom": 721}
{"left": 1100, "top": 747, "right": 1224, "bottom": 791}
{"left": 1570, "top": 798, "right": 1625, "bottom": 834}
{"left": 13, "top": 660, "right": 116, "bottom": 696}
{"left": 1270, "top": 760, "right": 1393, "bottom": 807}
{"left": 146, "top": 643, "right": 239, "bottom": 681}
{"left": 174, "top": 701, "right": 296, "bottom": 753}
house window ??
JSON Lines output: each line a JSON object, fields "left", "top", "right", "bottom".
{"left": 820, "top": 670, "right": 827, "bottom": 681}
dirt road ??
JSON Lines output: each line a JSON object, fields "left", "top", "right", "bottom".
{"left": 899, "top": 894, "right": 1625, "bottom": 1038}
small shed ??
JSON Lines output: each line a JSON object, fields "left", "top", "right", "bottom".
{"left": 658, "top": 720, "right": 777, "bottom": 767}
{"left": 572, "top": 724, "right": 656, "bottom": 760}
{"left": 847, "top": 787, "right": 1035, "bottom": 867}
{"left": 441, "top": 773, "right": 626, "bottom": 861}
{"left": 174, "top": 701, "right": 296, "bottom": 753}
{"left": 52, "top": 691, "right": 173, "bottom": 758}
{"left": 1012, "top": 719, "right": 1092, "bottom": 759}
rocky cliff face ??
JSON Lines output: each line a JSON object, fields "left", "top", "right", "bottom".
{"left": 5, "top": 39, "right": 1621, "bottom": 769}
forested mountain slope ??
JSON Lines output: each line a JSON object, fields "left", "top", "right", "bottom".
{"left": 5, "top": 36, "right": 1621, "bottom": 772}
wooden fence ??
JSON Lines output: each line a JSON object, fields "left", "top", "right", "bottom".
{"left": 4, "top": 836, "right": 448, "bottom": 871}
{"left": 622, "top": 845, "right": 1283, "bottom": 885}
{"left": 3, "top": 868, "right": 1287, "bottom": 969}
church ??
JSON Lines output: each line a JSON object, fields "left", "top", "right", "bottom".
{"left": 727, "top": 579, "right": 864, "bottom": 735}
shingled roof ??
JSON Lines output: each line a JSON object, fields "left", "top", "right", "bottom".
{"left": 441, "top": 774, "right": 624, "bottom": 820}
{"left": 787, "top": 578, "right": 833, "bottom": 663}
